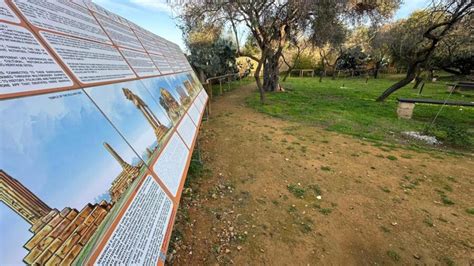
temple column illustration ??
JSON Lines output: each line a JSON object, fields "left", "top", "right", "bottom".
{"left": 159, "top": 87, "right": 182, "bottom": 122}
{"left": 0, "top": 170, "right": 51, "bottom": 225}
{"left": 0, "top": 170, "right": 112, "bottom": 265}
{"left": 122, "top": 88, "right": 169, "bottom": 140}
{"left": 176, "top": 83, "right": 191, "bottom": 105}
{"left": 103, "top": 142, "right": 141, "bottom": 203}
{"left": 183, "top": 80, "right": 196, "bottom": 97}
{"left": 186, "top": 73, "right": 201, "bottom": 93}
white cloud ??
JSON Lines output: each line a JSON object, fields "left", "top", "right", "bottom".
{"left": 95, "top": 0, "right": 139, "bottom": 12}
{"left": 130, "top": 0, "right": 173, "bottom": 14}
{"left": 0, "top": 92, "right": 83, "bottom": 158}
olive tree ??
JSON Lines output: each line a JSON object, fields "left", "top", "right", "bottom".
{"left": 376, "top": 0, "right": 473, "bottom": 101}
{"left": 178, "top": 0, "right": 400, "bottom": 103}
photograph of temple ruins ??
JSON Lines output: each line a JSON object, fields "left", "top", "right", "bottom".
{"left": 159, "top": 87, "right": 183, "bottom": 123}
{"left": 140, "top": 75, "right": 196, "bottom": 120}
{"left": 175, "top": 83, "right": 192, "bottom": 106}
{"left": 0, "top": 74, "right": 201, "bottom": 265}
{"left": 123, "top": 87, "right": 170, "bottom": 141}
{"left": 85, "top": 81, "right": 174, "bottom": 164}
{"left": 186, "top": 72, "right": 205, "bottom": 93}
{"left": 0, "top": 85, "right": 170, "bottom": 264}
{"left": 0, "top": 140, "right": 145, "bottom": 265}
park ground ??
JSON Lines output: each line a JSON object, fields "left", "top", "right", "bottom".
{"left": 168, "top": 76, "right": 474, "bottom": 265}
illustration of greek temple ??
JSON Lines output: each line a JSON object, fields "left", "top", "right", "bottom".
{"left": 175, "top": 83, "right": 191, "bottom": 105}
{"left": 0, "top": 170, "right": 111, "bottom": 265}
{"left": 0, "top": 142, "right": 142, "bottom": 265}
{"left": 104, "top": 142, "right": 142, "bottom": 203}
{"left": 159, "top": 87, "right": 182, "bottom": 122}
{"left": 122, "top": 88, "right": 170, "bottom": 140}
{"left": 182, "top": 80, "right": 196, "bottom": 98}
{"left": 186, "top": 73, "right": 201, "bottom": 93}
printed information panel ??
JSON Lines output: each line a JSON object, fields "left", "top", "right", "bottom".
{"left": 0, "top": 1, "right": 20, "bottom": 23}
{"left": 153, "top": 132, "right": 190, "bottom": 196}
{"left": 0, "top": 1, "right": 205, "bottom": 265}
{"left": 41, "top": 31, "right": 136, "bottom": 84}
{"left": 13, "top": 0, "right": 111, "bottom": 44}
{"left": 177, "top": 113, "right": 198, "bottom": 148}
{"left": 0, "top": 22, "right": 73, "bottom": 95}
{"left": 96, "top": 175, "right": 173, "bottom": 265}
{"left": 120, "top": 48, "right": 160, "bottom": 77}
{"left": 95, "top": 13, "right": 144, "bottom": 51}
{"left": 187, "top": 102, "right": 202, "bottom": 125}
{"left": 150, "top": 53, "right": 173, "bottom": 74}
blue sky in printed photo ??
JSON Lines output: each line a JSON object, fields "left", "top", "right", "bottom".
{"left": 140, "top": 76, "right": 186, "bottom": 107}
{"left": 0, "top": 90, "right": 142, "bottom": 264}
{"left": 84, "top": 80, "right": 173, "bottom": 160}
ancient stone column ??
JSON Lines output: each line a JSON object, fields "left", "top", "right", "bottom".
{"left": 0, "top": 170, "right": 52, "bottom": 225}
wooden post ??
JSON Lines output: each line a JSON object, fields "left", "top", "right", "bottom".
{"left": 219, "top": 79, "right": 223, "bottom": 95}
{"left": 206, "top": 99, "right": 211, "bottom": 117}
{"left": 206, "top": 82, "right": 213, "bottom": 100}
{"left": 418, "top": 82, "right": 425, "bottom": 95}
{"left": 204, "top": 82, "right": 212, "bottom": 116}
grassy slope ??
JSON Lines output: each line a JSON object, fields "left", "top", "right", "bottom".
{"left": 247, "top": 74, "right": 473, "bottom": 150}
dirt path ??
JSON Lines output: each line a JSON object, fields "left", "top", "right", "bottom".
{"left": 169, "top": 84, "right": 474, "bottom": 265}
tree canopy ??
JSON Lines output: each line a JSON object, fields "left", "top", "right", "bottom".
{"left": 178, "top": 0, "right": 401, "bottom": 102}
{"left": 176, "top": 0, "right": 471, "bottom": 102}
{"left": 376, "top": 0, "right": 473, "bottom": 101}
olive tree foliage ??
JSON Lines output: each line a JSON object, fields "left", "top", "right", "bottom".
{"left": 187, "top": 37, "right": 238, "bottom": 79}
{"left": 280, "top": 35, "right": 312, "bottom": 82}
{"left": 179, "top": 18, "right": 238, "bottom": 81}
{"left": 367, "top": 25, "right": 391, "bottom": 78}
{"left": 177, "top": 0, "right": 400, "bottom": 103}
{"left": 338, "top": 25, "right": 391, "bottom": 79}
{"left": 376, "top": 0, "right": 473, "bottom": 101}
{"left": 312, "top": 19, "right": 347, "bottom": 79}
{"left": 431, "top": 18, "right": 473, "bottom": 76}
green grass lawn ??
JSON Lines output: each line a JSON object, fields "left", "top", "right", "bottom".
{"left": 247, "top": 74, "right": 474, "bottom": 151}
{"left": 208, "top": 76, "right": 254, "bottom": 97}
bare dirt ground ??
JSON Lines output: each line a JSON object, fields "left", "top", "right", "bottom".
{"left": 168, "top": 84, "right": 474, "bottom": 265}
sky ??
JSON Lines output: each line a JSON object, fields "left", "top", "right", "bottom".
{"left": 93, "top": 0, "right": 185, "bottom": 49}
{"left": 94, "top": 0, "right": 430, "bottom": 52}
{"left": 394, "top": 0, "right": 429, "bottom": 20}
{"left": 84, "top": 79, "right": 172, "bottom": 160}
{"left": 0, "top": 90, "right": 141, "bottom": 264}
{"left": 0, "top": 75, "right": 196, "bottom": 264}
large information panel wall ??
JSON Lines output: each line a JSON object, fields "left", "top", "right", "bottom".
{"left": 0, "top": 0, "right": 209, "bottom": 265}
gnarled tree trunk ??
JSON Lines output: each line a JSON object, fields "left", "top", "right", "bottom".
{"left": 262, "top": 51, "right": 281, "bottom": 92}
{"left": 254, "top": 58, "right": 266, "bottom": 103}
{"left": 373, "top": 61, "right": 381, "bottom": 79}
{"left": 376, "top": 64, "right": 417, "bottom": 101}
{"left": 412, "top": 68, "right": 423, "bottom": 89}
